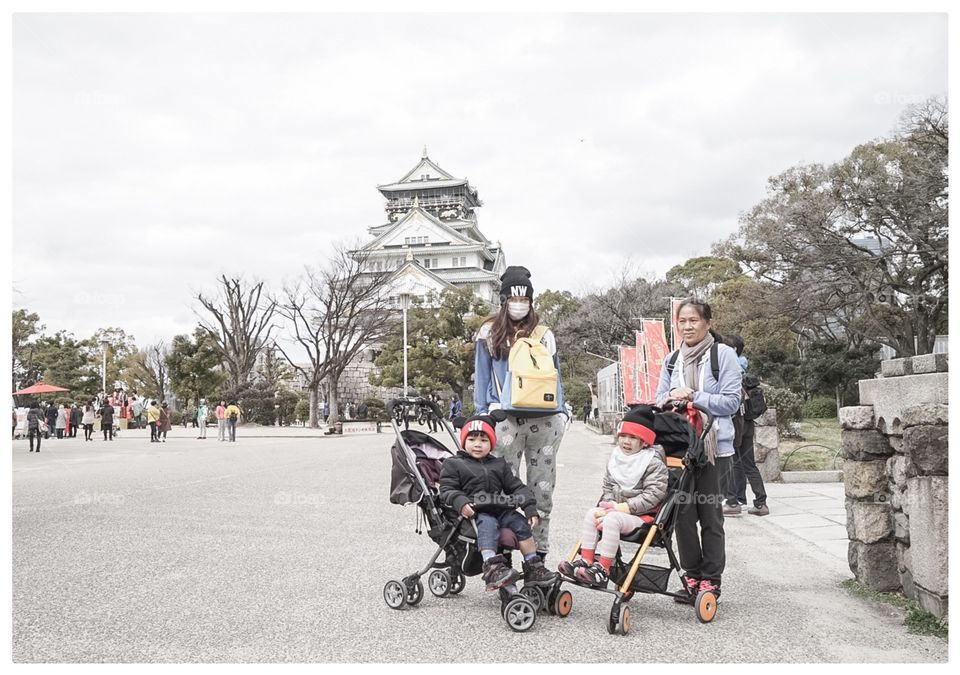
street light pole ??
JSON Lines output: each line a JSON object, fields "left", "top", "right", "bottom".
{"left": 401, "top": 293, "right": 410, "bottom": 396}
{"left": 100, "top": 340, "right": 110, "bottom": 393}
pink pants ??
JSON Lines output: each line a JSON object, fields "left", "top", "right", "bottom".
{"left": 580, "top": 508, "right": 648, "bottom": 559}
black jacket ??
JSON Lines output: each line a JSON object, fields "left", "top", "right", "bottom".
{"left": 99, "top": 405, "right": 114, "bottom": 425}
{"left": 439, "top": 451, "right": 538, "bottom": 519}
{"left": 45, "top": 406, "right": 57, "bottom": 426}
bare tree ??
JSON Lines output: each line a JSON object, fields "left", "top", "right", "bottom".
{"left": 275, "top": 246, "right": 395, "bottom": 426}
{"left": 196, "top": 275, "right": 277, "bottom": 390}
{"left": 127, "top": 342, "right": 168, "bottom": 401}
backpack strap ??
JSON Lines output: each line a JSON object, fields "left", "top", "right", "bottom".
{"left": 527, "top": 324, "right": 548, "bottom": 344}
{"left": 666, "top": 350, "right": 680, "bottom": 375}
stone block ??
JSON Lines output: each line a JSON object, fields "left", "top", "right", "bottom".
{"left": 910, "top": 353, "right": 948, "bottom": 375}
{"left": 842, "top": 430, "right": 893, "bottom": 460}
{"left": 847, "top": 499, "right": 893, "bottom": 543}
{"left": 889, "top": 434, "right": 904, "bottom": 454}
{"left": 888, "top": 455, "right": 908, "bottom": 488}
{"left": 844, "top": 460, "right": 888, "bottom": 499}
{"left": 896, "top": 541, "right": 912, "bottom": 572}
{"left": 881, "top": 358, "right": 913, "bottom": 377}
{"left": 914, "top": 585, "right": 949, "bottom": 619}
{"left": 839, "top": 405, "right": 875, "bottom": 430}
{"left": 757, "top": 448, "right": 781, "bottom": 482}
{"left": 859, "top": 372, "right": 948, "bottom": 436}
{"left": 894, "top": 511, "right": 910, "bottom": 543}
{"left": 905, "top": 476, "right": 948, "bottom": 597}
{"left": 848, "top": 540, "right": 900, "bottom": 592}
{"left": 754, "top": 409, "right": 777, "bottom": 429}
{"left": 902, "top": 425, "right": 948, "bottom": 476}
{"left": 901, "top": 403, "right": 949, "bottom": 428}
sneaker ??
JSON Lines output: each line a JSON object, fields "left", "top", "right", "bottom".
{"left": 557, "top": 558, "right": 590, "bottom": 578}
{"left": 722, "top": 503, "right": 742, "bottom": 516}
{"left": 748, "top": 504, "right": 770, "bottom": 516}
{"left": 574, "top": 562, "right": 609, "bottom": 588}
{"left": 673, "top": 574, "right": 699, "bottom": 604}
{"left": 698, "top": 578, "right": 721, "bottom": 600}
{"left": 522, "top": 555, "right": 557, "bottom": 586}
{"left": 481, "top": 555, "right": 520, "bottom": 591}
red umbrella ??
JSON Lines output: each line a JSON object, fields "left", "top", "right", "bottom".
{"left": 13, "top": 382, "right": 70, "bottom": 395}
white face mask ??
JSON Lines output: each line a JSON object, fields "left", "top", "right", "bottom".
{"left": 507, "top": 300, "right": 530, "bottom": 321}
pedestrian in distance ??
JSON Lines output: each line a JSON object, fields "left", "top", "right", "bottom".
{"left": 656, "top": 298, "right": 740, "bottom": 601}
{"left": 157, "top": 403, "right": 171, "bottom": 442}
{"left": 26, "top": 403, "right": 44, "bottom": 452}
{"left": 98, "top": 400, "right": 115, "bottom": 441}
{"left": 44, "top": 403, "right": 57, "bottom": 439}
{"left": 70, "top": 403, "right": 82, "bottom": 438}
{"left": 215, "top": 400, "right": 227, "bottom": 441}
{"left": 196, "top": 399, "right": 209, "bottom": 439}
{"left": 225, "top": 401, "right": 241, "bottom": 442}
{"left": 81, "top": 404, "right": 96, "bottom": 441}
{"left": 146, "top": 400, "right": 161, "bottom": 442}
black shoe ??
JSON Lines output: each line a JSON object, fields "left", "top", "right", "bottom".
{"left": 522, "top": 555, "right": 558, "bottom": 586}
{"left": 481, "top": 555, "right": 520, "bottom": 591}
{"left": 673, "top": 575, "right": 699, "bottom": 604}
{"left": 574, "top": 562, "right": 609, "bottom": 588}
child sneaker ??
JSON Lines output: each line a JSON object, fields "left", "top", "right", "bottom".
{"left": 481, "top": 555, "right": 520, "bottom": 591}
{"left": 574, "top": 562, "right": 609, "bottom": 588}
{"left": 557, "top": 558, "right": 590, "bottom": 578}
{"left": 522, "top": 555, "right": 558, "bottom": 585}
{"left": 748, "top": 504, "right": 770, "bottom": 516}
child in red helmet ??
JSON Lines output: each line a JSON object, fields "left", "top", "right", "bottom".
{"left": 558, "top": 405, "right": 669, "bottom": 588}
{"left": 439, "top": 414, "right": 558, "bottom": 592}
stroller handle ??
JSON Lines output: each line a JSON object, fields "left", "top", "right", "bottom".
{"left": 387, "top": 396, "right": 444, "bottom": 420}
{"left": 662, "top": 400, "right": 714, "bottom": 440}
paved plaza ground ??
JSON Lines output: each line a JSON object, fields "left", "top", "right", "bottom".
{"left": 12, "top": 423, "right": 947, "bottom": 662}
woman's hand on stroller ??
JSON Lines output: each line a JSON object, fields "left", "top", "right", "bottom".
{"left": 460, "top": 503, "right": 475, "bottom": 518}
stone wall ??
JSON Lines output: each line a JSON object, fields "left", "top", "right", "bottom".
{"left": 840, "top": 353, "right": 948, "bottom": 619}
{"left": 320, "top": 348, "right": 403, "bottom": 410}
{"left": 753, "top": 409, "right": 780, "bottom": 482}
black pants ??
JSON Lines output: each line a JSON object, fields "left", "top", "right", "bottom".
{"left": 103, "top": 425, "right": 113, "bottom": 440}
{"left": 149, "top": 422, "right": 157, "bottom": 441}
{"left": 675, "top": 459, "right": 726, "bottom": 584}
{"left": 56, "top": 428, "right": 64, "bottom": 439}
{"left": 84, "top": 424, "right": 93, "bottom": 440}
{"left": 28, "top": 428, "right": 42, "bottom": 452}
{"left": 732, "top": 417, "right": 767, "bottom": 507}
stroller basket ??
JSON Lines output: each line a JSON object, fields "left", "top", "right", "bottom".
{"left": 613, "top": 563, "right": 672, "bottom": 594}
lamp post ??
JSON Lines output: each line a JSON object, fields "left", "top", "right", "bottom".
{"left": 100, "top": 340, "right": 110, "bottom": 394}
{"left": 400, "top": 293, "right": 411, "bottom": 396}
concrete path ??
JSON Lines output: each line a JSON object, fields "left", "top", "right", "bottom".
{"left": 12, "top": 423, "right": 946, "bottom": 662}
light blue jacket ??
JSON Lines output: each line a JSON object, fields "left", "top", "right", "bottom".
{"left": 655, "top": 342, "right": 742, "bottom": 457}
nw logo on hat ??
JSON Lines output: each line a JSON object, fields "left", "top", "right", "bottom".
{"left": 510, "top": 285, "right": 528, "bottom": 297}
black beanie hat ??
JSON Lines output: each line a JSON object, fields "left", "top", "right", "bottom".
{"left": 499, "top": 266, "right": 534, "bottom": 304}
{"left": 617, "top": 405, "right": 657, "bottom": 446}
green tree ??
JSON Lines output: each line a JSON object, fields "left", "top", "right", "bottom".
{"left": 165, "top": 328, "right": 226, "bottom": 406}
{"left": 535, "top": 289, "right": 581, "bottom": 329}
{"left": 89, "top": 327, "right": 137, "bottom": 390}
{"left": 29, "top": 331, "right": 98, "bottom": 402}
{"left": 12, "top": 309, "right": 43, "bottom": 391}
{"left": 371, "top": 287, "right": 488, "bottom": 400}
{"left": 665, "top": 256, "right": 743, "bottom": 299}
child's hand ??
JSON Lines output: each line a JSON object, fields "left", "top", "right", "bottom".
{"left": 460, "top": 503, "right": 475, "bottom": 518}
{"left": 528, "top": 515, "right": 539, "bottom": 528}
{"left": 598, "top": 501, "right": 617, "bottom": 511}
{"left": 614, "top": 503, "right": 630, "bottom": 513}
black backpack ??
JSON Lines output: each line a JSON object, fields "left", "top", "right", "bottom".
{"left": 229, "top": 411, "right": 238, "bottom": 422}
{"left": 741, "top": 374, "right": 767, "bottom": 421}
{"left": 665, "top": 344, "right": 720, "bottom": 383}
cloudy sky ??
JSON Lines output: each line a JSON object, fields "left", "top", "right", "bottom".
{"left": 12, "top": 12, "right": 947, "bottom": 348}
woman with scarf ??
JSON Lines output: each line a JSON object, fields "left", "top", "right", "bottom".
{"left": 655, "top": 298, "right": 741, "bottom": 601}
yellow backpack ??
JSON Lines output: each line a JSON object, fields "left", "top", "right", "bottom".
{"left": 494, "top": 325, "right": 562, "bottom": 411}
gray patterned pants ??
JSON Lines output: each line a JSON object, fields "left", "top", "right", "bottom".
{"left": 492, "top": 412, "right": 566, "bottom": 554}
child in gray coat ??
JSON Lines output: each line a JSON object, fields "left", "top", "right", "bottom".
{"left": 558, "top": 405, "right": 669, "bottom": 588}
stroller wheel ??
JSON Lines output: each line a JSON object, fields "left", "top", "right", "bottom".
{"left": 383, "top": 580, "right": 407, "bottom": 609}
{"left": 608, "top": 602, "right": 630, "bottom": 635}
{"left": 428, "top": 569, "right": 452, "bottom": 598}
{"left": 695, "top": 590, "right": 718, "bottom": 623}
{"left": 449, "top": 571, "right": 466, "bottom": 595}
{"left": 503, "top": 596, "right": 537, "bottom": 632}
{"left": 553, "top": 589, "right": 573, "bottom": 618}
{"left": 405, "top": 578, "right": 424, "bottom": 606}
{"left": 519, "top": 585, "right": 545, "bottom": 612}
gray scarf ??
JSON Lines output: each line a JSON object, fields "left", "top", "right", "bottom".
{"left": 679, "top": 333, "right": 718, "bottom": 464}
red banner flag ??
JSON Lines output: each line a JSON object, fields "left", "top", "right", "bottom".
{"left": 619, "top": 346, "right": 639, "bottom": 406}
{"left": 641, "top": 319, "right": 670, "bottom": 402}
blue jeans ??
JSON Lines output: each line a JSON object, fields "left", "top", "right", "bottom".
{"left": 476, "top": 510, "right": 532, "bottom": 553}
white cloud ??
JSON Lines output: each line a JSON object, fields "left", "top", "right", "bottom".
{"left": 12, "top": 12, "right": 947, "bottom": 346}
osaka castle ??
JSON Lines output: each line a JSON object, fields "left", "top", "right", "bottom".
{"left": 352, "top": 149, "right": 506, "bottom": 307}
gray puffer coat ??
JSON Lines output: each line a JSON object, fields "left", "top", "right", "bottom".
{"left": 600, "top": 444, "right": 669, "bottom": 516}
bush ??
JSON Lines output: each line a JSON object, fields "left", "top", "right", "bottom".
{"left": 764, "top": 386, "right": 803, "bottom": 437}
{"left": 170, "top": 410, "right": 183, "bottom": 426}
{"left": 294, "top": 399, "right": 311, "bottom": 424}
{"left": 363, "top": 397, "right": 387, "bottom": 421}
{"left": 803, "top": 395, "right": 837, "bottom": 419}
